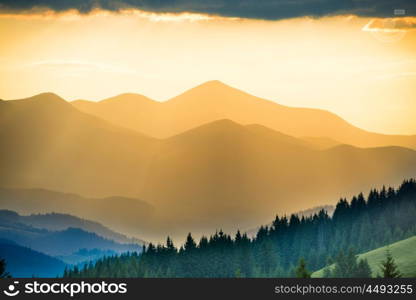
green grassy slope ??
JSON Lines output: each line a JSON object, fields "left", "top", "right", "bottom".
{"left": 312, "top": 236, "right": 416, "bottom": 278}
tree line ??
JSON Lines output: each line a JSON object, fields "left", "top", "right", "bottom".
{"left": 65, "top": 179, "right": 416, "bottom": 278}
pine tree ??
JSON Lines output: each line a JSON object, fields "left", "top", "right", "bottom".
{"left": 0, "top": 258, "right": 10, "bottom": 278}
{"left": 184, "top": 233, "right": 196, "bottom": 251}
{"left": 61, "top": 179, "right": 416, "bottom": 279}
{"left": 294, "top": 258, "right": 311, "bottom": 278}
{"left": 332, "top": 249, "right": 361, "bottom": 278}
{"left": 330, "top": 250, "right": 372, "bottom": 278}
{"left": 379, "top": 249, "right": 401, "bottom": 278}
{"left": 235, "top": 268, "right": 243, "bottom": 278}
{"left": 356, "top": 259, "right": 372, "bottom": 278}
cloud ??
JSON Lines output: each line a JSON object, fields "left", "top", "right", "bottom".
{"left": 0, "top": 0, "right": 415, "bottom": 20}
{"left": 363, "top": 17, "right": 416, "bottom": 32}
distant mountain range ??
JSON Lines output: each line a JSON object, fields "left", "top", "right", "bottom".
{"left": 73, "top": 80, "right": 416, "bottom": 148}
{"left": 0, "top": 239, "right": 66, "bottom": 278}
{"left": 0, "top": 210, "right": 142, "bottom": 264}
{"left": 1, "top": 82, "right": 415, "bottom": 241}
{"left": 0, "top": 188, "right": 152, "bottom": 242}
{"left": 0, "top": 209, "right": 145, "bottom": 245}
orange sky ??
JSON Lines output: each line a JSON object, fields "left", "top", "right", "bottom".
{"left": 0, "top": 10, "right": 415, "bottom": 134}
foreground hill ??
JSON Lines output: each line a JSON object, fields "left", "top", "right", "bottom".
{"left": 0, "top": 239, "right": 66, "bottom": 277}
{"left": 312, "top": 236, "right": 416, "bottom": 278}
{"left": 72, "top": 81, "right": 416, "bottom": 149}
{"left": 1, "top": 93, "right": 416, "bottom": 241}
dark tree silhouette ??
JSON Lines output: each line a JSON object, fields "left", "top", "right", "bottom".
{"left": 65, "top": 179, "right": 416, "bottom": 278}
{"left": 356, "top": 259, "right": 372, "bottom": 278}
{"left": 326, "top": 249, "right": 372, "bottom": 278}
{"left": 379, "top": 249, "right": 401, "bottom": 278}
{"left": 0, "top": 258, "right": 11, "bottom": 278}
{"left": 294, "top": 258, "right": 311, "bottom": 278}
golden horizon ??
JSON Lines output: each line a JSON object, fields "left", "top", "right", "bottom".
{"left": 1, "top": 9, "right": 415, "bottom": 134}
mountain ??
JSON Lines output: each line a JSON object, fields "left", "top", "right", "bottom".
{"left": 0, "top": 92, "right": 158, "bottom": 198}
{"left": 312, "top": 235, "right": 416, "bottom": 278}
{"left": 300, "top": 137, "right": 340, "bottom": 150}
{"left": 60, "top": 248, "right": 119, "bottom": 267}
{"left": 72, "top": 81, "right": 416, "bottom": 149}
{"left": 1, "top": 92, "right": 416, "bottom": 241}
{"left": 0, "top": 189, "right": 153, "bottom": 240}
{"left": 0, "top": 213, "right": 141, "bottom": 264}
{"left": 31, "top": 227, "right": 140, "bottom": 257}
{"left": 0, "top": 209, "right": 144, "bottom": 245}
{"left": 137, "top": 120, "right": 416, "bottom": 239}
{"left": 72, "top": 93, "right": 160, "bottom": 130}
{"left": 0, "top": 92, "right": 156, "bottom": 235}
{"left": 64, "top": 180, "right": 416, "bottom": 278}
{"left": 0, "top": 239, "right": 66, "bottom": 277}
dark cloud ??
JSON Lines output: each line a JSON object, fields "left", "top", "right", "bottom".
{"left": 0, "top": 0, "right": 415, "bottom": 20}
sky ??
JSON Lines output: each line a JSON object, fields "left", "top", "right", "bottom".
{"left": 0, "top": 1, "right": 415, "bottom": 135}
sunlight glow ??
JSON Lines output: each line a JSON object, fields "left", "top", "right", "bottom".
{"left": 0, "top": 10, "right": 415, "bottom": 134}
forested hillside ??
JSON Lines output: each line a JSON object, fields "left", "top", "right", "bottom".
{"left": 65, "top": 179, "right": 416, "bottom": 278}
{"left": 313, "top": 236, "right": 416, "bottom": 278}
{"left": 0, "top": 239, "right": 66, "bottom": 277}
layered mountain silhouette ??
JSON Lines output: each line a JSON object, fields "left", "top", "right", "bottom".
{"left": 0, "top": 209, "right": 144, "bottom": 245}
{"left": 0, "top": 210, "right": 141, "bottom": 264}
{"left": 1, "top": 84, "right": 416, "bottom": 241}
{"left": 0, "top": 239, "right": 66, "bottom": 277}
{"left": 137, "top": 120, "right": 416, "bottom": 239}
{"left": 73, "top": 80, "right": 416, "bottom": 149}
{"left": 0, "top": 93, "right": 157, "bottom": 198}
{"left": 0, "top": 189, "right": 153, "bottom": 239}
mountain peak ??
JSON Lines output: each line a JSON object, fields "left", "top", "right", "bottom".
{"left": 167, "top": 119, "right": 247, "bottom": 141}
{"left": 2, "top": 93, "right": 76, "bottom": 116}
{"left": 168, "top": 80, "right": 252, "bottom": 105}
{"left": 29, "top": 92, "right": 66, "bottom": 102}
{"left": 100, "top": 93, "right": 156, "bottom": 105}
{"left": 192, "top": 80, "right": 236, "bottom": 92}
{"left": 16, "top": 92, "right": 69, "bottom": 108}
{"left": 198, "top": 80, "right": 228, "bottom": 87}
{"left": 197, "top": 118, "right": 243, "bottom": 130}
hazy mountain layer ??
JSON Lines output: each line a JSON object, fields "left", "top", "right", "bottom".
{"left": 72, "top": 81, "right": 416, "bottom": 149}
{"left": 1, "top": 91, "right": 416, "bottom": 242}
{"left": 0, "top": 190, "right": 153, "bottom": 240}
{"left": 0, "top": 239, "right": 66, "bottom": 277}
{"left": 0, "top": 209, "right": 145, "bottom": 245}
{"left": 0, "top": 211, "right": 142, "bottom": 263}
{"left": 0, "top": 93, "right": 157, "bottom": 198}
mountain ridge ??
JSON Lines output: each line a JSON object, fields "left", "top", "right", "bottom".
{"left": 1, "top": 90, "right": 416, "bottom": 241}
{"left": 0, "top": 209, "right": 145, "bottom": 245}
{"left": 0, "top": 239, "right": 66, "bottom": 277}
{"left": 68, "top": 81, "right": 416, "bottom": 149}
{"left": 0, "top": 211, "right": 142, "bottom": 264}
{"left": 0, "top": 188, "right": 154, "bottom": 240}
